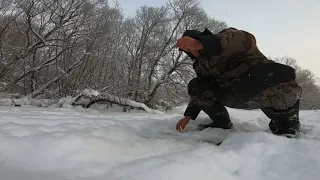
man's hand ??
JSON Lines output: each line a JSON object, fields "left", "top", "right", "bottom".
{"left": 176, "top": 36, "right": 203, "bottom": 57}
{"left": 176, "top": 116, "right": 191, "bottom": 132}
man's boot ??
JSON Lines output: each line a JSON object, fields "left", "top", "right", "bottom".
{"left": 197, "top": 103, "right": 233, "bottom": 131}
{"left": 262, "top": 100, "right": 300, "bottom": 138}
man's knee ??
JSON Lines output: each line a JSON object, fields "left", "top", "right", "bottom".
{"left": 188, "top": 77, "right": 221, "bottom": 96}
{"left": 187, "top": 78, "right": 220, "bottom": 108}
{"left": 187, "top": 78, "right": 201, "bottom": 96}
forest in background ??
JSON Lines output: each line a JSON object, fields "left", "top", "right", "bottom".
{"left": 0, "top": 0, "right": 319, "bottom": 110}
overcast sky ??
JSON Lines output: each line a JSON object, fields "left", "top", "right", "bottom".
{"left": 118, "top": 0, "right": 320, "bottom": 77}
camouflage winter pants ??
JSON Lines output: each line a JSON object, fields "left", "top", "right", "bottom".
{"left": 188, "top": 78, "right": 302, "bottom": 111}
{"left": 187, "top": 77, "right": 302, "bottom": 136}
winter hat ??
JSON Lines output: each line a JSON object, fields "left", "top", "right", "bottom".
{"left": 182, "top": 29, "right": 202, "bottom": 38}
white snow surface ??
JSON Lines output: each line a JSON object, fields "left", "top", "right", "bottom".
{"left": 1, "top": 106, "right": 320, "bottom": 180}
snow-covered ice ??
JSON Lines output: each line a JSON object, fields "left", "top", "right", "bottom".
{"left": 1, "top": 106, "right": 320, "bottom": 180}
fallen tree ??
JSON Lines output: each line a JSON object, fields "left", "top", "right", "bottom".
{"left": 71, "top": 89, "right": 164, "bottom": 114}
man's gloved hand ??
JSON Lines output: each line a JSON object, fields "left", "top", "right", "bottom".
{"left": 176, "top": 36, "right": 203, "bottom": 57}
{"left": 176, "top": 116, "right": 191, "bottom": 132}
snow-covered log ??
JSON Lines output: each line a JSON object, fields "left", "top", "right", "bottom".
{"left": 73, "top": 89, "right": 164, "bottom": 114}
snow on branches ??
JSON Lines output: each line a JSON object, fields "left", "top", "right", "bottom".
{"left": 73, "top": 89, "right": 164, "bottom": 114}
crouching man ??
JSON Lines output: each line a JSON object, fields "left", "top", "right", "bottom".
{"left": 175, "top": 27, "right": 302, "bottom": 138}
